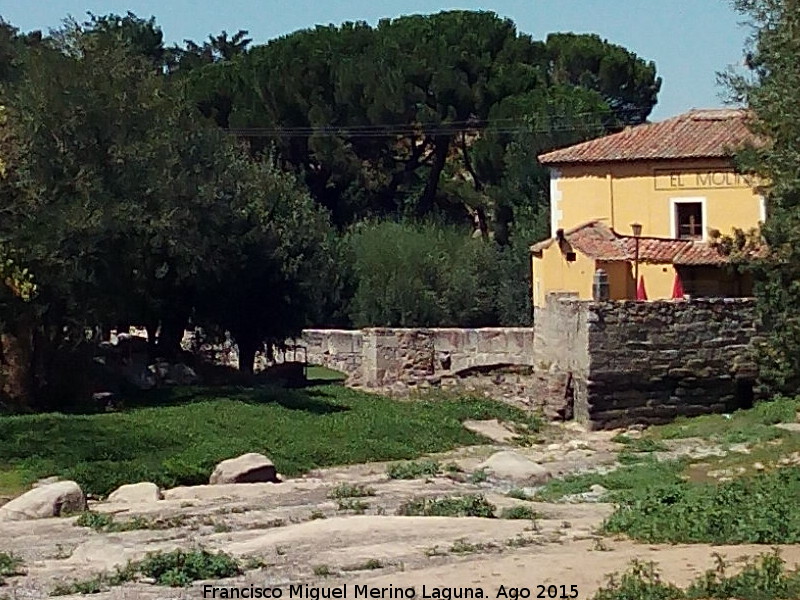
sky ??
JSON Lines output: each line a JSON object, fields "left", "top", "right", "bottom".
{"left": 0, "top": 0, "right": 751, "bottom": 120}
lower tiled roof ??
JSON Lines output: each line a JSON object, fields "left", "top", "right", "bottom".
{"left": 530, "top": 220, "right": 730, "bottom": 266}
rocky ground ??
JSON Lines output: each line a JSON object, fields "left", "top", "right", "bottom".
{"left": 2, "top": 421, "right": 799, "bottom": 600}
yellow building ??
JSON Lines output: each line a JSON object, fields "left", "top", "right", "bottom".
{"left": 531, "top": 109, "right": 763, "bottom": 307}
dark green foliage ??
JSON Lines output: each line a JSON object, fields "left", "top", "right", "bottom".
{"left": 51, "top": 549, "right": 241, "bottom": 594}
{"left": 499, "top": 505, "right": 538, "bottom": 520}
{"left": 603, "top": 467, "right": 800, "bottom": 544}
{"left": 0, "top": 552, "right": 24, "bottom": 586}
{"left": 193, "top": 11, "right": 659, "bottom": 230}
{"left": 723, "top": 1, "right": 800, "bottom": 393}
{"left": 346, "top": 220, "right": 532, "bottom": 327}
{"left": 593, "top": 561, "right": 685, "bottom": 600}
{"left": 686, "top": 550, "right": 800, "bottom": 600}
{"left": 396, "top": 494, "right": 497, "bottom": 518}
{"left": 387, "top": 459, "right": 442, "bottom": 480}
{"left": 593, "top": 551, "right": 800, "bottom": 600}
{"left": 136, "top": 549, "right": 242, "bottom": 587}
{"left": 0, "top": 386, "right": 534, "bottom": 496}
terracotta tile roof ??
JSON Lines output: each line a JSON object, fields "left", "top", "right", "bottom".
{"left": 530, "top": 220, "right": 730, "bottom": 266}
{"left": 538, "top": 109, "right": 758, "bottom": 165}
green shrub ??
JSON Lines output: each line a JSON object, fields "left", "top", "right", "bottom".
{"left": 468, "top": 469, "right": 489, "bottom": 484}
{"left": 346, "top": 220, "right": 531, "bottom": 328}
{"left": 603, "top": 467, "right": 800, "bottom": 544}
{"left": 500, "top": 505, "right": 538, "bottom": 520}
{"left": 387, "top": 459, "right": 441, "bottom": 480}
{"left": 593, "top": 550, "right": 800, "bottom": 600}
{"left": 396, "top": 494, "right": 496, "bottom": 518}
{"left": 592, "top": 560, "right": 685, "bottom": 600}
{"left": 51, "top": 549, "right": 241, "bottom": 593}
{"left": 0, "top": 552, "right": 24, "bottom": 586}
{"left": 137, "top": 549, "right": 241, "bottom": 587}
{"left": 328, "top": 483, "right": 376, "bottom": 498}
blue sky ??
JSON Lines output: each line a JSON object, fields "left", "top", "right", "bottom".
{"left": 0, "top": 0, "right": 749, "bottom": 120}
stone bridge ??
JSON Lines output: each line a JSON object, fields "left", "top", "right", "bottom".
{"left": 293, "top": 328, "right": 536, "bottom": 387}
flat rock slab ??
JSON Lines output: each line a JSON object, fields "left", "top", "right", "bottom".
{"left": 463, "top": 419, "right": 519, "bottom": 444}
{"left": 775, "top": 422, "right": 800, "bottom": 433}
{"left": 478, "top": 450, "right": 550, "bottom": 483}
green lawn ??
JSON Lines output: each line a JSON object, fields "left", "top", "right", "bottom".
{"left": 0, "top": 384, "right": 538, "bottom": 497}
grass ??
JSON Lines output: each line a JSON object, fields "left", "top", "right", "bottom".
{"left": 0, "top": 552, "right": 24, "bottom": 586}
{"left": 396, "top": 494, "right": 496, "bottom": 518}
{"left": 74, "top": 511, "right": 188, "bottom": 532}
{"left": 342, "top": 559, "right": 384, "bottom": 572}
{"left": 51, "top": 549, "right": 241, "bottom": 594}
{"left": 603, "top": 466, "right": 800, "bottom": 544}
{"left": 535, "top": 456, "right": 686, "bottom": 502}
{"left": 648, "top": 397, "right": 799, "bottom": 446}
{"left": 387, "top": 459, "right": 441, "bottom": 480}
{"left": 0, "top": 385, "right": 536, "bottom": 496}
{"left": 593, "top": 550, "right": 800, "bottom": 600}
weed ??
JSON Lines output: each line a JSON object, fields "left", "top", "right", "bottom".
{"left": 500, "top": 505, "right": 539, "bottom": 520}
{"left": 310, "top": 510, "right": 327, "bottom": 520}
{"left": 337, "top": 499, "right": 369, "bottom": 514}
{"left": 468, "top": 469, "right": 489, "bottom": 484}
{"left": 328, "top": 483, "right": 376, "bottom": 499}
{"left": 506, "top": 488, "right": 534, "bottom": 501}
{"left": 593, "top": 560, "right": 683, "bottom": 600}
{"left": 505, "top": 535, "right": 540, "bottom": 548}
{"left": 593, "top": 550, "right": 800, "bottom": 600}
{"left": 387, "top": 460, "right": 441, "bottom": 480}
{"left": 51, "top": 549, "right": 241, "bottom": 593}
{"left": 444, "top": 462, "right": 463, "bottom": 474}
{"left": 449, "top": 539, "right": 492, "bottom": 554}
{"left": 213, "top": 522, "right": 231, "bottom": 533}
{"left": 424, "top": 546, "right": 447, "bottom": 557}
{"left": 343, "top": 559, "right": 385, "bottom": 571}
{"left": 313, "top": 565, "right": 334, "bottom": 577}
{"left": 74, "top": 511, "right": 187, "bottom": 533}
{"left": 396, "top": 494, "right": 496, "bottom": 518}
{"left": 603, "top": 467, "right": 800, "bottom": 544}
{"left": 592, "top": 538, "right": 613, "bottom": 552}
{"left": 0, "top": 553, "right": 24, "bottom": 586}
{"left": 243, "top": 556, "right": 267, "bottom": 570}
{"left": 276, "top": 546, "right": 287, "bottom": 556}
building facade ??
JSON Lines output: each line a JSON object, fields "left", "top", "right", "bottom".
{"left": 530, "top": 109, "right": 763, "bottom": 307}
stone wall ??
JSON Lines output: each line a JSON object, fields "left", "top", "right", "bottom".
{"left": 533, "top": 295, "right": 762, "bottom": 429}
{"left": 290, "top": 330, "right": 363, "bottom": 377}
{"left": 295, "top": 327, "right": 536, "bottom": 387}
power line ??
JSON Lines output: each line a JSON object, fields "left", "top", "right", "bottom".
{"left": 223, "top": 107, "right": 645, "bottom": 138}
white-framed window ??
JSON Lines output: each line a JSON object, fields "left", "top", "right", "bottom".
{"left": 670, "top": 197, "right": 707, "bottom": 240}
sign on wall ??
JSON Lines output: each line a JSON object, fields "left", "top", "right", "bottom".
{"left": 653, "top": 168, "right": 760, "bottom": 191}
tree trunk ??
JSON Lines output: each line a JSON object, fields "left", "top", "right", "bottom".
{"left": 237, "top": 336, "right": 259, "bottom": 376}
{"left": 0, "top": 316, "right": 34, "bottom": 411}
{"left": 157, "top": 314, "right": 187, "bottom": 360}
{"left": 417, "top": 135, "right": 451, "bottom": 216}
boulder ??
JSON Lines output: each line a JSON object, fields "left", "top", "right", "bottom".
{"left": 477, "top": 451, "right": 550, "bottom": 484}
{"left": 0, "top": 481, "right": 86, "bottom": 521}
{"left": 107, "top": 482, "right": 163, "bottom": 504}
{"left": 166, "top": 363, "right": 199, "bottom": 385}
{"left": 209, "top": 453, "right": 279, "bottom": 485}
